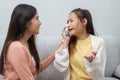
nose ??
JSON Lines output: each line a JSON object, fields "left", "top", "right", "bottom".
{"left": 39, "top": 21, "right": 42, "bottom": 25}
{"left": 67, "top": 24, "right": 70, "bottom": 28}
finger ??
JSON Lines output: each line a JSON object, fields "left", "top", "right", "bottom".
{"left": 89, "top": 54, "right": 94, "bottom": 60}
{"left": 92, "top": 51, "right": 97, "bottom": 56}
{"left": 57, "top": 40, "right": 63, "bottom": 49}
{"left": 84, "top": 54, "right": 91, "bottom": 60}
{"left": 90, "top": 54, "right": 95, "bottom": 59}
{"left": 84, "top": 55, "right": 87, "bottom": 59}
{"left": 85, "top": 54, "right": 95, "bottom": 62}
{"left": 61, "top": 27, "right": 66, "bottom": 38}
{"left": 84, "top": 53, "right": 90, "bottom": 58}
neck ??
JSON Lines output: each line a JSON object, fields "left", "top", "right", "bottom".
{"left": 77, "top": 32, "right": 89, "bottom": 40}
{"left": 20, "top": 31, "right": 32, "bottom": 46}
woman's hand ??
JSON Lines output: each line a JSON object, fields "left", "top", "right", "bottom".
{"left": 58, "top": 27, "right": 70, "bottom": 49}
{"left": 84, "top": 51, "right": 97, "bottom": 62}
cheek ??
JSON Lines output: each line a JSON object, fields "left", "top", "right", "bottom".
{"left": 74, "top": 24, "right": 82, "bottom": 33}
{"left": 73, "top": 21, "right": 80, "bottom": 28}
{"left": 77, "top": 22, "right": 83, "bottom": 29}
{"left": 28, "top": 25, "right": 36, "bottom": 32}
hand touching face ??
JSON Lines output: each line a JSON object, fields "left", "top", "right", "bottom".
{"left": 59, "top": 27, "right": 70, "bottom": 49}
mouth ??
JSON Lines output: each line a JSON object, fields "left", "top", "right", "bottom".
{"left": 38, "top": 26, "right": 40, "bottom": 30}
{"left": 69, "top": 28, "right": 73, "bottom": 32}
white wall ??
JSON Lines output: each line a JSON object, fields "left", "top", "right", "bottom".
{"left": 0, "top": 0, "right": 120, "bottom": 42}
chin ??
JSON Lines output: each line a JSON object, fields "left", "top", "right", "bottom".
{"left": 70, "top": 32, "right": 74, "bottom": 36}
{"left": 35, "top": 32, "right": 39, "bottom": 35}
{"left": 37, "top": 32, "right": 39, "bottom": 34}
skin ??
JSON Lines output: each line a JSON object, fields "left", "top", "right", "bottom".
{"left": 61, "top": 12, "right": 96, "bottom": 62}
{"left": 20, "top": 12, "right": 41, "bottom": 48}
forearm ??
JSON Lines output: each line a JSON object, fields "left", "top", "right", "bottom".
{"left": 54, "top": 48, "right": 69, "bottom": 72}
{"left": 39, "top": 53, "right": 55, "bottom": 72}
{"left": 85, "top": 47, "right": 106, "bottom": 80}
{"left": 84, "top": 57, "right": 105, "bottom": 80}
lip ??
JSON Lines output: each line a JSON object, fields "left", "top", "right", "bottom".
{"left": 69, "top": 28, "right": 72, "bottom": 32}
{"left": 37, "top": 27, "right": 40, "bottom": 30}
{"left": 38, "top": 26, "right": 40, "bottom": 29}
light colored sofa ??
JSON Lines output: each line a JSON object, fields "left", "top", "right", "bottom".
{"left": 101, "top": 35, "right": 120, "bottom": 80}
{"left": 0, "top": 35, "right": 120, "bottom": 80}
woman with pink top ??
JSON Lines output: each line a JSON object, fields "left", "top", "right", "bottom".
{"left": 0, "top": 4, "right": 55, "bottom": 80}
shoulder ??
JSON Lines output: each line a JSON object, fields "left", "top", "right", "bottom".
{"left": 7, "top": 41, "right": 25, "bottom": 55}
{"left": 9, "top": 41, "right": 23, "bottom": 49}
{"left": 89, "top": 34, "right": 106, "bottom": 53}
{"left": 10, "top": 41, "right": 22, "bottom": 46}
{"left": 7, "top": 41, "right": 29, "bottom": 66}
{"left": 90, "top": 34, "right": 104, "bottom": 43}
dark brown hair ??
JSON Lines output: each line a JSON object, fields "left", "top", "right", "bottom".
{"left": 0, "top": 4, "right": 40, "bottom": 74}
{"left": 68, "top": 8, "right": 95, "bottom": 55}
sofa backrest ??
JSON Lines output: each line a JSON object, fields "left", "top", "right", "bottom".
{"left": 0, "top": 35, "right": 120, "bottom": 79}
{"left": 36, "top": 35, "right": 120, "bottom": 79}
{"left": 101, "top": 35, "right": 120, "bottom": 77}
{"left": 36, "top": 36, "right": 64, "bottom": 80}
{"left": 37, "top": 35, "right": 120, "bottom": 79}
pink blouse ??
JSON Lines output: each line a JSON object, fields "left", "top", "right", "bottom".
{"left": 3, "top": 41, "right": 55, "bottom": 80}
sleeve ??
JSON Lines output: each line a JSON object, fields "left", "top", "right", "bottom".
{"left": 39, "top": 53, "right": 55, "bottom": 73}
{"left": 7, "top": 43, "right": 35, "bottom": 80}
{"left": 84, "top": 39, "right": 106, "bottom": 80}
{"left": 54, "top": 48, "right": 69, "bottom": 72}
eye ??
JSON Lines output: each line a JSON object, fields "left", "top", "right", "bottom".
{"left": 36, "top": 16, "right": 39, "bottom": 20}
{"left": 37, "top": 17, "right": 39, "bottom": 20}
{"left": 67, "top": 20, "right": 69, "bottom": 24}
{"left": 70, "top": 19, "right": 74, "bottom": 22}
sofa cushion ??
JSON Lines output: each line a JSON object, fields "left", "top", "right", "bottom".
{"left": 0, "top": 75, "right": 3, "bottom": 79}
{"left": 101, "top": 35, "right": 120, "bottom": 77}
{"left": 104, "top": 77, "right": 119, "bottom": 80}
{"left": 114, "top": 64, "right": 120, "bottom": 78}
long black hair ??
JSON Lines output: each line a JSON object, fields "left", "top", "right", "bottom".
{"left": 68, "top": 8, "right": 95, "bottom": 55}
{"left": 0, "top": 4, "right": 40, "bottom": 74}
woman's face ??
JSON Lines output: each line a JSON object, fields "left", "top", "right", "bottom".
{"left": 67, "top": 12, "right": 86, "bottom": 36}
{"left": 26, "top": 12, "right": 41, "bottom": 35}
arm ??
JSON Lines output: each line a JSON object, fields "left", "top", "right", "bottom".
{"left": 39, "top": 53, "right": 55, "bottom": 73}
{"left": 84, "top": 39, "right": 106, "bottom": 80}
{"left": 54, "top": 30, "right": 70, "bottom": 72}
{"left": 7, "top": 43, "right": 35, "bottom": 80}
{"left": 54, "top": 47, "right": 69, "bottom": 72}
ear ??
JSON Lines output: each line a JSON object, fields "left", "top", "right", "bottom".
{"left": 82, "top": 18, "right": 87, "bottom": 26}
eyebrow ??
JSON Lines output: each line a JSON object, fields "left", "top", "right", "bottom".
{"left": 36, "top": 16, "right": 39, "bottom": 18}
{"left": 71, "top": 17, "right": 78, "bottom": 19}
{"left": 67, "top": 18, "right": 75, "bottom": 22}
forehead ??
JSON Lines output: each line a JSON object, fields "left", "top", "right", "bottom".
{"left": 30, "top": 12, "right": 39, "bottom": 21}
{"left": 34, "top": 12, "right": 39, "bottom": 17}
{"left": 68, "top": 12, "right": 77, "bottom": 19}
